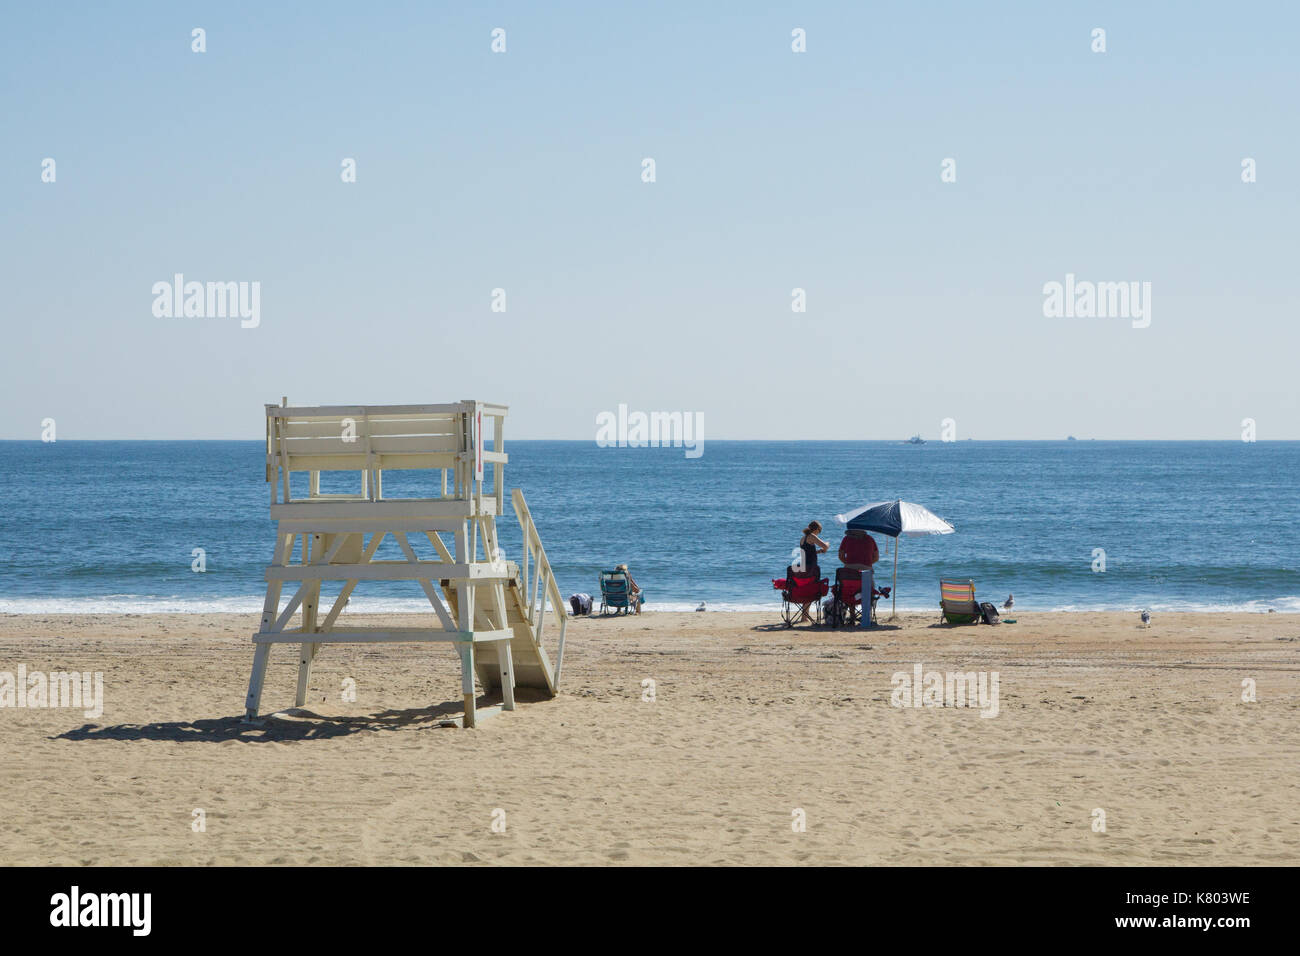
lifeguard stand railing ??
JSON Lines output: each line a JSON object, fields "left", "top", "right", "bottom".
{"left": 243, "top": 399, "right": 565, "bottom": 728}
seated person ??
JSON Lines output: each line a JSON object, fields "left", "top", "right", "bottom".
{"left": 615, "top": 563, "right": 644, "bottom": 614}
{"left": 838, "top": 528, "right": 879, "bottom": 570}
{"left": 798, "top": 520, "right": 829, "bottom": 578}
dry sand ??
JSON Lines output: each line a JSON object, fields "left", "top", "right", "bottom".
{"left": 1, "top": 611, "right": 1297, "bottom": 866}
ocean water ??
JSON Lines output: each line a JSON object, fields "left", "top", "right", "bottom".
{"left": 0, "top": 441, "right": 1296, "bottom": 615}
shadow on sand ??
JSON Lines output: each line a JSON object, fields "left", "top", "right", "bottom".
{"left": 54, "top": 690, "right": 551, "bottom": 744}
{"left": 750, "top": 622, "right": 903, "bottom": 633}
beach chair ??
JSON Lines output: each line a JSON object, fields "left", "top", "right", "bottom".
{"left": 827, "top": 568, "right": 861, "bottom": 627}
{"left": 940, "top": 578, "right": 981, "bottom": 625}
{"left": 828, "top": 568, "right": 892, "bottom": 628}
{"left": 774, "top": 572, "right": 829, "bottom": 627}
{"left": 599, "top": 570, "right": 632, "bottom": 615}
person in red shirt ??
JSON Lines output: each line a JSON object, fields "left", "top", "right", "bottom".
{"left": 838, "top": 529, "right": 879, "bottom": 570}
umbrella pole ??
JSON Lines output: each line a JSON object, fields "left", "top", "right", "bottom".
{"left": 891, "top": 536, "right": 899, "bottom": 620}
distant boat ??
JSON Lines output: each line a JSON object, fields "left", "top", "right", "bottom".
{"left": 1067, "top": 435, "right": 1077, "bottom": 441}
{"left": 906, "top": 435, "right": 926, "bottom": 445}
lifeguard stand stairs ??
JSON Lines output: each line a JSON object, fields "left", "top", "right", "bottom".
{"left": 244, "top": 400, "right": 566, "bottom": 728}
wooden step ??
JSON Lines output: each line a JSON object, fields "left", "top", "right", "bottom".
{"left": 444, "top": 575, "right": 556, "bottom": 697}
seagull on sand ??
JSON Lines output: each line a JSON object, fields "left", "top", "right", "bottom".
{"left": 1002, "top": 594, "right": 1014, "bottom": 611}
{"left": 1140, "top": 609, "right": 1151, "bottom": 627}
{"left": 696, "top": 601, "right": 707, "bottom": 612}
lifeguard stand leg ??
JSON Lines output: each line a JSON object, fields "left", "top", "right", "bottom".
{"left": 295, "top": 575, "right": 322, "bottom": 707}
{"left": 247, "top": 531, "right": 292, "bottom": 718}
{"left": 245, "top": 643, "right": 272, "bottom": 717}
{"left": 455, "top": 525, "right": 478, "bottom": 728}
{"left": 459, "top": 642, "right": 477, "bottom": 728}
{"left": 295, "top": 642, "right": 320, "bottom": 707}
{"left": 498, "top": 642, "right": 516, "bottom": 711}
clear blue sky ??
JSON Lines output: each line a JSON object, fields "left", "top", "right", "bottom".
{"left": 3, "top": 1, "right": 1297, "bottom": 439}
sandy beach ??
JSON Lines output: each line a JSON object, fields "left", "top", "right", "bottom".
{"left": 1, "top": 611, "right": 1297, "bottom": 866}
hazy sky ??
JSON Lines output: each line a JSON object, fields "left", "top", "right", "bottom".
{"left": 3, "top": 2, "right": 1297, "bottom": 440}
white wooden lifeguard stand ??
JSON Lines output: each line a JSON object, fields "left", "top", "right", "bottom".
{"left": 244, "top": 400, "right": 566, "bottom": 728}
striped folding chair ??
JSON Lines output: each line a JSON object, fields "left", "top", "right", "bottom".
{"left": 940, "top": 579, "right": 981, "bottom": 625}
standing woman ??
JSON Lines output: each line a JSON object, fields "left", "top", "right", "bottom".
{"left": 795, "top": 520, "right": 829, "bottom": 623}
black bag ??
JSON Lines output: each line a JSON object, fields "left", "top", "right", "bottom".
{"left": 979, "top": 602, "right": 1001, "bottom": 625}
{"left": 825, "top": 599, "right": 844, "bottom": 628}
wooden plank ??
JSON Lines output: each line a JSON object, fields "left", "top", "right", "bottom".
{"left": 282, "top": 435, "right": 461, "bottom": 455}
{"left": 273, "top": 582, "right": 307, "bottom": 632}
{"left": 459, "top": 643, "right": 476, "bottom": 729}
{"left": 253, "top": 627, "right": 515, "bottom": 644}
{"left": 360, "top": 417, "right": 460, "bottom": 437}
{"left": 257, "top": 531, "right": 293, "bottom": 633}
{"left": 520, "top": 537, "right": 530, "bottom": 619}
{"left": 265, "top": 562, "right": 511, "bottom": 582}
{"left": 493, "top": 414, "right": 505, "bottom": 514}
{"left": 454, "top": 522, "right": 476, "bottom": 728}
{"left": 555, "top": 615, "right": 567, "bottom": 688}
{"left": 244, "top": 643, "right": 272, "bottom": 717}
{"left": 278, "top": 411, "right": 291, "bottom": 503}
{"left": 269, "top": 403, "right": 472, "bottom": 418}
{"left": 295, "top": 529, "right": 334, "bottom": 706}
{"left": 535, "top": 567, "right": 549, "bottom": 651}
{"left": 246, "top": 526, "right": 296, "bottom": 717}
{"left": 270, "top": 499, "right": 495, "bottom": 520}
{"left": 265, "top": 408, "right": 276, "bottom": 490}
{"left": 424, "top": 531, "right": 455, "bottom": 563}
{"left": 281, "top": 418, "right": 460, "bottom": 439}
{"left": 529, "top": 551, "right": 542, "bottom": 623}
{"left": 277, "top": 518, "right": 466, "bottom": 534}
{"left": 491, "top": 576, "right": 509, "bottom": 630}
{"left": 319, "top": 580, "right": 357, "bottom": 632}
{"left": 283, "top": 452, "right": 459, "bottom": 473}
{"left": 498, "top": 641, "right": 515, "bottom": 711}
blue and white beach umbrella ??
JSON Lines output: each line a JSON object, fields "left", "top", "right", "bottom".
{"left": 835, "top": 499, "right": 955, "bottom": 618}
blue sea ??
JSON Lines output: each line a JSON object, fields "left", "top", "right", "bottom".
{"left": 0, "top": 441, "right": 1296, "bottom": 614}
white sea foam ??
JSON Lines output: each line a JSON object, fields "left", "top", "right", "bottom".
{"left": 4, "top": 595, "right": 1295, "bottom": 615}
{"left": 0, "top": 595, "right": 444, "bottom": 615}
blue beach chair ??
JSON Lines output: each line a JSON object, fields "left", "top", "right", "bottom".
{"left": 599, "top": 570, "right": 640, "bottom": 615}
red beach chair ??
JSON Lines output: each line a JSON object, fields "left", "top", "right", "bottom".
{"left": 827, "top": 568, "right": 892, "bottom": 627}
{"left": 773, "top": 572, "right": 830, "bottom": 627}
